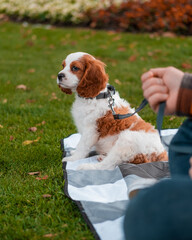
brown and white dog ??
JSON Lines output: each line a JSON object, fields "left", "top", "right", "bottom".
{"left": 57, "top": 52, "right": 168, "bottom": 170}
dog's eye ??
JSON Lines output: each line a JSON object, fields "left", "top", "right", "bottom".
{"left": 72, "top": 66, "right": 79, "bottom": 72}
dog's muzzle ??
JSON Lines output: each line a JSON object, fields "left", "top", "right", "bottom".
{"left": 57, "top": 73, "right": 65, "bottom": 82}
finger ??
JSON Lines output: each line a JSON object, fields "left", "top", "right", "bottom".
{"left": 149, "top": 68, "right": 167, "bottom": 78}
{"left": 142, "top": 77, "right": 164, "bottom": 91}
{"left": 143, "top": 85, "right": 168, "bottom": 100}
{"left": 141, "top": 70, "right": 153, "bottom": 82}
{"left": 147, "top": 93, "right": 168, "bottom": 113}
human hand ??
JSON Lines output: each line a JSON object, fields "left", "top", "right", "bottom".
{"left": 141, "top": 67, "right": 184, "bottom": 115}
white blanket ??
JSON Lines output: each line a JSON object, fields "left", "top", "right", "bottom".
{"left": 61, "top": 129, "right": 177, "bottom": 240}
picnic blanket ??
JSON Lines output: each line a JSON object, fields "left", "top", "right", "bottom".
{"left": 61, "top": 129, "right": 177, "bottom": 240}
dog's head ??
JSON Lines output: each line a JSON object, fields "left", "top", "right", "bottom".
{"left": 57, "top": 52, "right": 108, "bottom": 98}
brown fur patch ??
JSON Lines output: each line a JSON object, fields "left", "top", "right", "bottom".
{"left": 76, "top": 55, "right": 108, "bottom": 98}
{"left": 97, "top": 106, "right": 156, "bottom": 138}
{"left": 62, "top": 60, "right": 66, "bottom": 68}
{"left": 130, "top": 151, "right": 168, "bottom": 164}
{"left": 58, "top": 85, "right": 72, "bottom": 95}
{"left": 70, "top": 60, "right": 86, "bottom": 80}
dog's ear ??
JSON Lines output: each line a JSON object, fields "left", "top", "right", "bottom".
{"left": 59, "top": 85, "right": 72, "bottom": 95}
{"left": 76, "top": 57, "right": 108, "bottom": 98}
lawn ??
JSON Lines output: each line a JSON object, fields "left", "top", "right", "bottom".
{"left": 0, "top": 20, "right": 191, "bottom": 240}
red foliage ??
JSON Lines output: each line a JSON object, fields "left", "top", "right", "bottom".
{"left": 86, "top": 0, "right": 192, "bottom": 34}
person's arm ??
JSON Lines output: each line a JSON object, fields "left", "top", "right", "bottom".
{"left": 176, "top": 73, "right": 192, "bottom": 117}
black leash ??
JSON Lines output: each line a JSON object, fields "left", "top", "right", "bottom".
{"left": 157, "top": 102, "right": 192, "bottom": 154}
{"left": 105, "top": 85, "right": 149, "bottom": 119}
{"left": 113, "top": 98, "right": 148, "bottom": 120}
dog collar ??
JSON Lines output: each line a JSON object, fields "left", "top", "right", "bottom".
{"left": 78, "top": 85, "right": 116, "bottom": 100}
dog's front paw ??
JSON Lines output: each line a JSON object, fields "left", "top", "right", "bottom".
{"left": 62, "top": 156, "right": 75, "bottom": 162}
{"left": 97, "top": 155, "right": 105, "bottom": 162}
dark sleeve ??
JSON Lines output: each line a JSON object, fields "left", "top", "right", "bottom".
{"left": 176, "top": 73, "right": 192, "bottom": 117}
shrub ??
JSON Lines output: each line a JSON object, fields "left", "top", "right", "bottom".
{"left": 0, "top": 0, "right": 124, "bottom": 24}
{"left": 87, "top": 0, "right": 192, "bottom": 35}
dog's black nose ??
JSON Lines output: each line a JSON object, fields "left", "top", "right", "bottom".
{"left": 58, "top": 73, "right": 65, "bottom": 81}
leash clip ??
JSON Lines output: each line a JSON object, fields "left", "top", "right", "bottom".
{"left": 107, "top": 87, "right": 116, "bottom": 115}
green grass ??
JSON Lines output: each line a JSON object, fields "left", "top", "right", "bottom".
{"left": 0, "top": 20, "right": 191, "bottom": 239}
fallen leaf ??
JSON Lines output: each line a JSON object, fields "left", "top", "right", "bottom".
{"left": 43, "top": 233, "right": 57, "bottom": 238}
{"left": 28, "top": 127, "right": 37, "bottom": 132}
{"left": 114, "top": 79, "right": 122, "bottom": 85}
{"left": 147, "top": 51, "right": 154, "bottom": 56}
{"left": 35, "top": 177, "right": 42, "bottom": 180}
{"left": 107, "top": 30, "right": 116, "bottom": 35}
{"left": 28, "top": 68, "right": 35, "bottom": 73}
{"left": 3, "top": 99, "right": 7, "bottom": 104}
{"left": 49, "top": 44, "right": 55, "bottom": 49}
{"left": 100, "top": 45, "right": 107, "bottom": 49}
{"left": 162, "top": 32, "right": 176, "bottom": 38}
{"left": 42, "top": 175, "right": 48, "bottom": 180}
{"left": 117, "top": 47, "right": 126, "bottom": 52}
{"left": 16, "top": 84, "right": 27, "bottom": 90}
{"left": 149, "top": 32, "right": 160, "bottom": 38}
{"left": 0, "top": 124, "right": 3, "bottom": 128}
{"left": 169, "top": 116, "right": 176, "bottom": 121}
{"left": 36, "top": 121, "right": 46, "bottom": 127}
{"left": 50, "top": 92, "right": 60, "bottom": 101}
{"left": 26, "top": 40, "right": 34, "bottom": 47}
{"left": 51, "top": 75, "right": 57, "bottom": 79}
{"left": 9, "top": 136, "right": 14, "bottom": 141}
{"left": 154, "top": 49, "right": 162, "bottom": 54}
{"left": 112, "top": 36, "right": 121, "bottom": 41}
{"left": 22, "top": 137, "right": 40, "bottom": 146}
{"left": 129, "top": 42, "right": 137, "bottom": 49}
{"left": 26, "top": 99, "right": 36, "bottom": 103}
{"left": 70, "top": 41, "right": 77, "bottom": 46}
{"left": 83, "top": 35, "right": 90, "bottom": 40}
{"left": 36, "top": 175, "right": 48, "bottom": 180}
{"left": 31, "top": 35, "right": 37, "bottom": 41}
{"left": 129, "top": 55, "right": 137, "bottom": 62}
{"left": 62, "top": 224, "right": 68, "bottom": 228}
{"left": 140, "top": 57, "right": 146, "bottom": 61}
{"left": 28, "top": 171, "right": 40, "bottom": 175}
{"left": 109, "top": 59, "right": 117, "bottom": 67}
{"left": 22, "top": 140, "right": 33, "bottom": 145}
{"left": 61, "top": 39, "right": 67, "bottom": 46}
{"left": 42, "top": 194, "right": 52, "bottom": 198}
{"left": 181, "top": 62, "right": 192, "bottom": 69}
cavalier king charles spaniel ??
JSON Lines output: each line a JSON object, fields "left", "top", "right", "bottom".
{"left": 57, "top": 52, "right": 167, "bottom": 170}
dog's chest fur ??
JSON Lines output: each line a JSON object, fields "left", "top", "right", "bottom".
{"left": 71, "top": 96, "right": 109, "bottom": 134}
